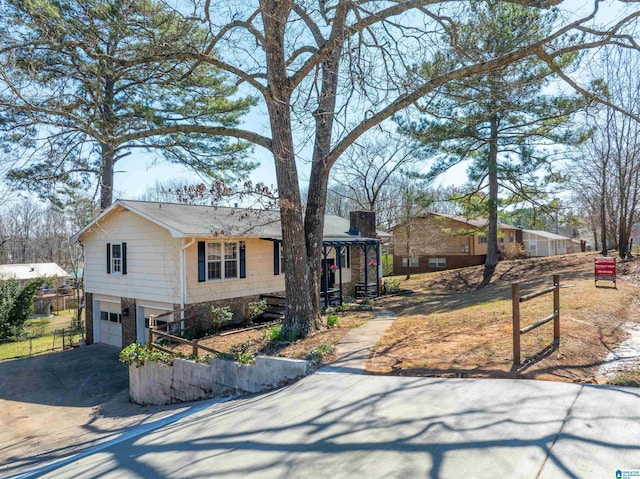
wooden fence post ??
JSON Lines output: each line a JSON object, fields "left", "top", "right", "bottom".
{"left": 553, "top": 274, "right": 560, "bottom": 347}
{"left": 192, "top": 339, "right": 198, "bottom": 357}
{"left": 149, "top": 314, "right": 156, "bottom": 346}
{"left": 512, "top": 283, "right": 520, "bottom": 366}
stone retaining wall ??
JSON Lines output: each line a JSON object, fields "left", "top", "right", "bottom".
{"left": 129, "top": 355, "right": 312, "bottom": 405}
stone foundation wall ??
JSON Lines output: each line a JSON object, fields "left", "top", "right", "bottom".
{"left": 129, "top": 355, "right": 311, "bottom": 405}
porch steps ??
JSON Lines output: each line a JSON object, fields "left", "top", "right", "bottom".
{"left": 258, "top": 294, "right": 286, "bottom": 321}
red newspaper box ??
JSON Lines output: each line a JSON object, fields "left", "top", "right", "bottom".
{"left": 595, "top": 257, "right": 616, "bottom": 285}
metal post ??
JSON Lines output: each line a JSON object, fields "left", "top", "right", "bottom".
{"left": 512, "top": 283, "right": 521, "bottom": 365}
{"left": 62, "top": 329, "right": 65, "bottom": 350}
{"left": 553, "top": 274, "right": 560, "bottom": 347}
{"left": 376, "top": 242, "right": 381, "bottom": 297}
{"left": 338, "top": 247, "right": 343, "bottom": 306}
{"left": 363, "top": 245, "right": 369, "bottom": 298}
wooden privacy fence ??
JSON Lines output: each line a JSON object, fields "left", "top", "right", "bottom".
{"left": 512, "top": 274, "right": 560, "bottom": 366}
{"left": 148, "top": 308, "right": 221, "bottom": 358}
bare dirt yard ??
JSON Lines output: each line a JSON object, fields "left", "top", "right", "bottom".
{"left": 368, "top": 252, "right": 640, "bottom": 383}
{"left": 172, "top": 310, "right": 373, "bottom": 363}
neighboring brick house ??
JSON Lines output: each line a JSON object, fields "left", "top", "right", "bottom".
{"left": 72, "top": 200, "right": 388, "bottom": 349}
{"left": 392, "top": 212, "right": 523, "bottom": 275}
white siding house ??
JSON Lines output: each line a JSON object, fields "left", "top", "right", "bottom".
{"left": 522, "top": 230, "right": 572, "bottom": 257}
{"left": 73, "top": 200, "right": 385, "bottom": 349}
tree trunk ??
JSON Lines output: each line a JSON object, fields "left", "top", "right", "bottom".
{"left": 261, "top": 0, "right": 318, "bottom": 338}
{"left": 479, "top": 114, "right": 500, "bottom": 288}
{"left": 100, "top": 143, "right": 115, "bottom": 211}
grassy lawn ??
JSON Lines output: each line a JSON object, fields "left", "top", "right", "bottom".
{"left": 0, "top": 309, "right": 84, "bottom": 361}
{"left": 370, "top": 253, "right": 640, "bottom": 382}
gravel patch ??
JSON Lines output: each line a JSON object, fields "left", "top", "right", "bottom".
{"left": 596, "top": 322, "right": 640, "bottom": 378}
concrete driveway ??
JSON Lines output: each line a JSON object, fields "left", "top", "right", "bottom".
{"left": 0, "top": 345, "right": 190, "bottom": 477}
{"left": 18, "top": 370, "right": 640, "bottom": 479}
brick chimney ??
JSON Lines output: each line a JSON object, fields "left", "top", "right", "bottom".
{"left": 349, "top": 211, "right": 376, "bottom": 238}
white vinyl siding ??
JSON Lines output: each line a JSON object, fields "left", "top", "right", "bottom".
{"left": 83, "top": 210, "right": 181, "bottom": 304}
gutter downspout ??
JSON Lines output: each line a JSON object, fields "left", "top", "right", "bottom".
{"left": 181, "top": 238, "right": 196, "bottom": 324}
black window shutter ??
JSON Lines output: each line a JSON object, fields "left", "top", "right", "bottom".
{"left": 122, "top": 242, "right": 127, "bottom": 275}
{"left": 106, "top": 243, "right": 111, "bottom": 274}
{"left": 198, "top": 241, "right": 206, "bottom": 282}
{"left": 346, "top": 246, "right": 351, "bottom": 268}
{"left": 273, "top": 242, "right": 280, "bottom": 276}
{"left": 239, "top": 241, "right": 246, "bottom": 278}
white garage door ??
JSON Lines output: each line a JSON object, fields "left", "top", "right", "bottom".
{"left": 99, "top": 301, "right": 122, "bottom": 348}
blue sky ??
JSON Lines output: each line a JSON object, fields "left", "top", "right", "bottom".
{"left": 112, "top": 0, "right": 633, "bottom": 203}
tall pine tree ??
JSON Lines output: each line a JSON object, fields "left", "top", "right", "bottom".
{"left": 0, "top": 0, "right": 256, "bottom": 209}
{"left": 402, "top": 0, "right": 586, "bottom": 286}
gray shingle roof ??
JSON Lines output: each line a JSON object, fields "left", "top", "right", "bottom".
{"left": 73, "top": 200, "right": 391, "bottom": 241}
{"left": 523, "top": 230, "right": 571, "bottom": 241}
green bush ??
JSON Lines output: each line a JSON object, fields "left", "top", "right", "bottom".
{"left": 119, "top": 343, "right": 175, "bottom": 366}
{"left": 384, "top": 278, "right": 401, "bottom": 294}
{"left": 0, "top": 278, "right": 45, "bottom": 339}
{"left": 306, "top": 343, "right": 335, "bottom": 364}
{"left": 248, "top": 300, "right": 267, "bottom": 321}
{"left": 326, "top": 314, "right": 339, "bottom": 327}
{"left": 210, "top": 306, "right": 233, "bottom": 324}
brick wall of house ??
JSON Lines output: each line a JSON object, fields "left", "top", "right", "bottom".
{"left": 121, "top": 297, "right": 138, "bottom": 347}
{"left": 85, "top": 292, "right": 93, "bottom": 345}
{"left": 393, "top": 254, "right": 486, "bottom": 276}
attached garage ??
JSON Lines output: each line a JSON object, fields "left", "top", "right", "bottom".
{"left": 98, "top": 300, "right": 122, "bottom": 348}
{"left": 136, "top": 305, "right": 173, "bottom": 344}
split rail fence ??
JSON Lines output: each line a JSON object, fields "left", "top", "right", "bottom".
{"left": 512, "top": 274, "right": 560, "bottom": 366}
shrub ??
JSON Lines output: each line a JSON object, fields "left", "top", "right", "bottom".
{"left": 503, "top": 243, "right": 526, "bottom": 260}
{"left": 306, "top": 343, "right": 335, "bottom": 364}
{"left": 383, "top": 278, "right": 401, "bottom": 294}
{"left": 248, "top": 300, "right": 267, "bottom": 321}
{"left": 326, "top": 314, "right": 339, "bottom": 327}
{"left": 210, "top": 306, "right": 233, "bottom": 325}
{"left": 0, "top": 278, "right": 45, "bottom": 339}
{"left": 119, "top": 343, "right": 175, "bottom": 366}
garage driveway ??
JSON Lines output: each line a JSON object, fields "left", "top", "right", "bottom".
{"left": 0, "top": 344, "right": 190, "bottom": 477}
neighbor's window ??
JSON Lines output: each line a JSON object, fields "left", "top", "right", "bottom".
{"left": 207, "top": 242, "right": 238, "bottom": 280}
{"left": 428, "top": 258, "right": 446, "bottom": 268}
{"left": 479, "top": 235, "right": 487, "bottom": 244}
{"left": 402, "top": 257, "right": 419, "bottom": 267}
{"left": 111, "top": 243, "right": 122, "bottom": 274}
{"left": 509, "top": 232, "right": 515, "bottom": 242}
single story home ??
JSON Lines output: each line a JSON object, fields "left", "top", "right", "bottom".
{"left": 391, "top": 212, "right": 523, "bottom": 274}
{"left": 522, "top": 230, "right": 572, "bottom": 257}
{"left": 72, "top": 200, "right": 389, "bottom": 349}
{"left": 0, "top": 263, "right": 68, "bottom": 287}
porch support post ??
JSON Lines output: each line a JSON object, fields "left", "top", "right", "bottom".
{"left": 363, "top": 244, "right": 369, "bottom": 297}
{"left": 376, "top": 241, "right": 381, "bottom": 297}
{"left": 338, "top": 246, "right": 344, "bottom": 305}
{"left": 323, "top": 245, "right": 329, "bottom": 309}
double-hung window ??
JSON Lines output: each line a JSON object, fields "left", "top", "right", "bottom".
{"left": 111, "top": 243, "right": 122, "bottom": 274}
{"left": 107, "top": 242, "right": 126, "bottom": 275}
{"left": 207, "top": 242, "right": 238, "bottom": 280}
